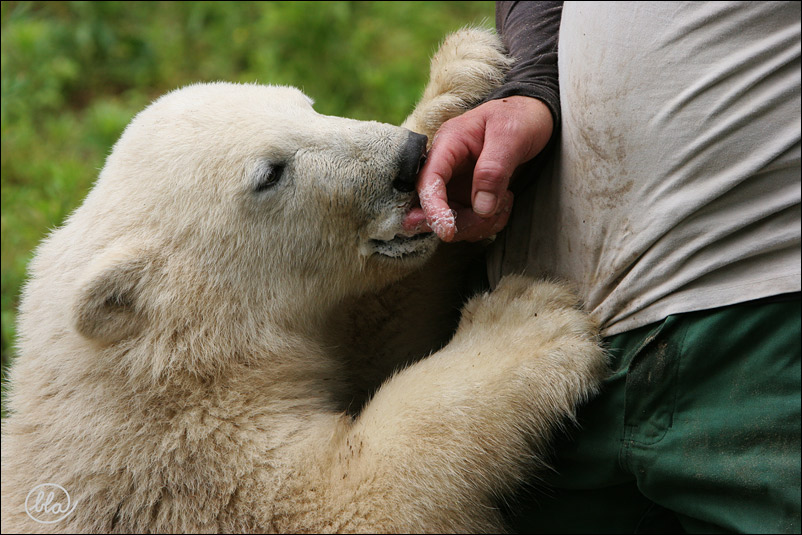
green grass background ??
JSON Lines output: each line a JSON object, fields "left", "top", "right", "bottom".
{"left": 0, "top": 1, "right": 495, "bottom": 409}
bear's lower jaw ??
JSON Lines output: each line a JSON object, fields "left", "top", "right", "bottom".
{"left": 368, "top": 232, "right": 437, "bottom": 260}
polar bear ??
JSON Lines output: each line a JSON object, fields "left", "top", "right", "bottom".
{"left": 1, "top": 29, "right": 605, "bottom": 533}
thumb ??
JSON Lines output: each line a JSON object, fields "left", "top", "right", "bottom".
{"left": 470, "top": 97, "right": 553, "bottom": 217}
{"left": 470, "top": 138, "right": 519, "bottom": 217}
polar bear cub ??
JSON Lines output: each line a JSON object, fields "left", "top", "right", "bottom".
{"left": 1, "top": 29, "right": 605, "bottom": 533}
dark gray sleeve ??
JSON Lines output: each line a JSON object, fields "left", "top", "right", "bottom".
{"left": 484, "top": 1, "right": 563, "bottom": 129}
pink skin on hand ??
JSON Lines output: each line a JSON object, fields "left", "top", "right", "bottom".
{"left": 407, "top": 179, "right": 456, "bottom": 240}
{"left": 410, "top": 96, "right": 554, "bottom": 243}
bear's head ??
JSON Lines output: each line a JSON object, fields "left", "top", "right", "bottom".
{"left": 20, "top": 83, "right": 436, "bottom": 378}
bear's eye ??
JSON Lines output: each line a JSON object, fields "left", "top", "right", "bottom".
{"left": 253, "top": 162, "right": 285, "bottom": 193}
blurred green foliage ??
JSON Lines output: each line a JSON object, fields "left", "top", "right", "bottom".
{"left": 1, "top": 1, "right": 494, "bottom": 402}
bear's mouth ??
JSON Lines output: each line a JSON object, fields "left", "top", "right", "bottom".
{"left": 369, "top": 232, "right": 436, "bottom": 259}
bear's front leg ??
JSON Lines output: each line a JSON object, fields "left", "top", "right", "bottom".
{"left": 320, "top": 276, "right": 607, "bottom": 533}
{"left": 402, "top": 27, "right": 512, "bottom": 143}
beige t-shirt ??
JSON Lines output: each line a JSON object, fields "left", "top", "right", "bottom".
{"left": 489, "top": 1, "right": 801, "bottom": 336}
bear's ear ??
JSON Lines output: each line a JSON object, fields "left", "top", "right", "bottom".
{"left": 73, "top": 244, "right": 157, "bottom": 344}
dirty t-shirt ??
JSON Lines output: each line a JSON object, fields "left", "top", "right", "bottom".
{"left": 488, "top": 1, "right": 802, "bottom": 336}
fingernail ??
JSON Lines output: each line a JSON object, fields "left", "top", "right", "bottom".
{"left": 473, "top": 191, "right": 497, "bottom": 215}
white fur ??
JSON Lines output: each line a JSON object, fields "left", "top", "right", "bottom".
{"left": 1, "top": 29, "right": 606, "bottom": 533}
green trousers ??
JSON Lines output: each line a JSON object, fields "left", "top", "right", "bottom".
{"left": 510, "top": 295, "right": 801, "bottom": 534}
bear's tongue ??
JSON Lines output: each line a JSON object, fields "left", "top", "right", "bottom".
{"left": 401, "top": 206, "right": 430, "bottom": 234}
{"left": 402, "top": 204, "right": 458, "bottom": 241}
{"left": 404, "top": 183, "right": 458, "bottom": 241}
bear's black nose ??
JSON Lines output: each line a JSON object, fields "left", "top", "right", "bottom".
{"left": 392, "top": 131, "right": 428, "bottom": 193}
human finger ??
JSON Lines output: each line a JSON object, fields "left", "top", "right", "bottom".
{"left": 452, "top": 190, "right": 513, "bottom": 242}
{"left": 470, "top": 97, "right": 554, "bottom": 218}
{"left": 416, "top": 116, "right": 485, "bottom": 241}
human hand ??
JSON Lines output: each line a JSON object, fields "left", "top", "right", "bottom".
{"left": 404, "top": 96, "right": 553, "bottom": 242}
